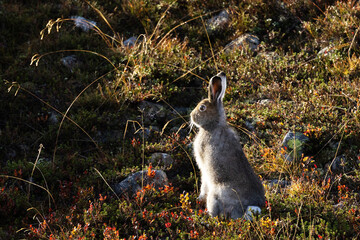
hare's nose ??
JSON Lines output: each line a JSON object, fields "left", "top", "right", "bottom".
{"left": 217, "top": 72, "right": 226, "bottom": 78}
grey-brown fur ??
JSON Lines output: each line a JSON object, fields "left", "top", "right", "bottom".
{"left": 190, "top": 72, "right": 265, "bottom": 219}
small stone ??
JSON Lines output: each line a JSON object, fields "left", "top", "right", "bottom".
{"left": 225, "top": 34, "right": 260, "bottom": 53}
{"left": 282, "top": 131, "right": 309, "bottom": 162}
{"left": 150, "top": 153, "right": 173, "bottom": 168}
{"left": 245, "top": 120, "right": 256, "bottom": 132}
{"left": 48, "top": 112, "right": 59, "bottom": 125}
{"left": 61, "top": 55, "right": 81, "bottom": 73}
{"left": 71, "top": 16, "right": 97, "bottom": 32}
{"left": 258, "top": 51, "right": 279, "bottom": 61}
{"left": 243, "top": 206, "right": 261, "bottom": 221}
{"left": 123, "top": 36, "right": 138, "bottom": 48}
{"left": 318, "top": 46, "right": 335, "bottom": 57}
{"left": 37, "top": 157, "right": 51, "bottom": 165}
{"left": 114, "top": 170, "right": 168, "bottom": 196}
{"left": 258, "top": 99, "right": 274, "bottom": 105}
{"left": 206, "top": 10, "right": 230, "bottom": 33}
{"left": 333, "top": 202, "right": 344, "bottom": 209}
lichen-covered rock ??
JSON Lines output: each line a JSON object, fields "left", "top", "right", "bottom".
{"left": 225, "top": 34, "right": 260, "bottom": 53}
{"left": 150, "top": 153, "right": 173, "bottom": 168}
{"left": 114, "top": 170, "right": 168, "bottom": 196}
{"left": 282, "top": 131, "right": 309, "bottom": 162}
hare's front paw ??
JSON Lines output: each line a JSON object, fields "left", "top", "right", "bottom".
{"left": 197, "top": 193, "right": 207, "bottom": 202}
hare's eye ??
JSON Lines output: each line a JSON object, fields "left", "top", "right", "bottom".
{"left": 199, "top": 104, "right": 207, "bottom": 112}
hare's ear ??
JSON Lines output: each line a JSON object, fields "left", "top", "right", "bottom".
{"left": 208, "top": 72, "right": 226, "bottom": 103}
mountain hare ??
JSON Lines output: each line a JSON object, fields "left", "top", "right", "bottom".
{"left": 190, "top": 72, "right": 265, "bottom": 219}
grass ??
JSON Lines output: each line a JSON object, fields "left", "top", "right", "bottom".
{"left": 1, "top": 0, "right": 360, "bottom": 239}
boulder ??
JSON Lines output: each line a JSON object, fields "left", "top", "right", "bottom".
{"left": 225, "top": 34, "right": 260, "bottom": 53}
{"left": 282, "top": 131, "right": 309, "bottom": 162}
{"left": 150, "top": 153, "right": 173, "bottom": 168}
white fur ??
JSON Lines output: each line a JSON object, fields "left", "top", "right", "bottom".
{"left": 217, "top": 73, "right": 226, "bottom": 102}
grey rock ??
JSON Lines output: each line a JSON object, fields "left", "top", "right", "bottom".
{"left": 225, "top": 34, "right": 260, "bottom": 53}
{"left": 114, "top": 170, "right": 168, "bottom": 196}
{"left": 206, "top": 10, "right": 230, "bottom": 33}
{"left": 139, "top": 101, "right": 168, "bottom": 125}
{"left": 150, "top": 153, "right": 173, "bottom": 168}
{"left": 123, "top": 36, "right": 138, "bottom": 48}
{"left": 282, "top": 131, "right": 309, "bottom": 162}
{"left": 48, "top": 112, "right": 59, "bottom": 125}
{"left": 243, "top": 206, "right": 261, "bottom": 221}
{"left": 245, "top": 120, "right": 256, "bottom": 132}
{"left": 327, "top": 155, "right": 346, "bottom": 173}
{"left": 61, "top": 55, "right": 81, "bottom": 73}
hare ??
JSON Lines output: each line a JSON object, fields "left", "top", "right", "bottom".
{"left": 190, "top": 72, "right": 265, "bottom": 219}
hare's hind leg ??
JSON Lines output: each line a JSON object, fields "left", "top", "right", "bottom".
{"left": 206, "top": 194, "right": 221, "bottom": 217}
